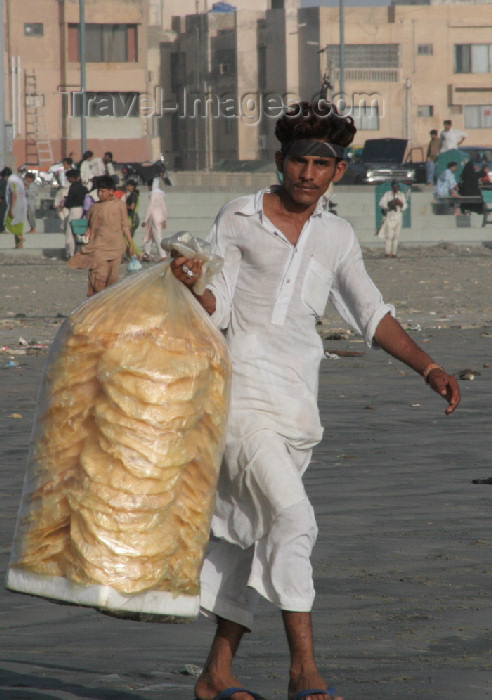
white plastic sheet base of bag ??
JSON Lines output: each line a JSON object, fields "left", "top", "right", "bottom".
{"left": 6, "top": 238, "right": 230, "bottom": 622}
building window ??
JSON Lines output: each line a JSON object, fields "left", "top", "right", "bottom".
{"left": 71, "top": 92, "right": 140, "bottom": 117}
{"left": 417, "top": 44, "right": 433, "bottom": 56}
{"left": 455, "top": 44, "right": 491, "bottom": 74}
{"left": 214, "top": 48, "right": 236, "bottom": 79}
{"left": 68, "top": 24, "right": 138, "bottom": 63}
{"left": 464, "top": 105, "right": 492, "bottom": 128}
{"left": 417, "top": 105, "right": 434, "bottom": 117}
{"left": 24, "top": 23, "right": 44, "bottom": 37}
{"left": 352, "top": 105, "right": 379, "bottom": 130}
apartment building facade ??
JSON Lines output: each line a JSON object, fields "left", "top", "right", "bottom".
{"left": 159, "top": 0, "right": 492, "bottom": 168}
{"left": 3, "top": 0, "right": 150, "bottom": 167}
{"left": 2, "top": 0, "right": 491, "bottom": 170}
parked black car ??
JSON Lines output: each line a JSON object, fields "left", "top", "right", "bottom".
{"left": 341, "top": 138, "right": 417, "bottom": 185}
{"left": 120, "top": 154, "right": 173, "bottom": 186}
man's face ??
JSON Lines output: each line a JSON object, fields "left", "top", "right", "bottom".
{"left": 97, "top": 187, "right": 113, "bottom": 202}
{"left": 444, "top": 123, "right": 451, "bottom": 131}
{"left": 275, "top": 150, "right": 346, "bottom": 207}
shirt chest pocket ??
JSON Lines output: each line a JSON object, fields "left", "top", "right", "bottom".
{"left": 301, "top": 258, "right": 333, "bottom": 318}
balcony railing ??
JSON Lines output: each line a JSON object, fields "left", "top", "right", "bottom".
{"left": 333, "top": 67, "right": 400, "bottom": 83}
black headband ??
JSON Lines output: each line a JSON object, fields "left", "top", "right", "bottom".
{"left": 281, "top": 139, "right": 346, "bottom": 160}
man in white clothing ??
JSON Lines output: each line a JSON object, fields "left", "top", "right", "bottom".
{"left": 1, "top": 167, "right": 27, "bottom": 248}
{"left": 171, "top": 101, "right": 461, "bottom": 700}
{"left": 434, "top": 161, "right": 460, "bottom": 215}
{"left": 141, "top": 178, "right": 167, "bottom": 261}
{"left": 439, "top": 120, "right": 467, "bottom": 153}
{"left": 378, "top": 180, "right": 407, "bottom": 258}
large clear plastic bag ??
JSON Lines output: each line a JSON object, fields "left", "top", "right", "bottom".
{"left": 7, "top": 254, "right": 231, "bottom": 621}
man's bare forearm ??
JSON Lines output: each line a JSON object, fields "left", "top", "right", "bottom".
{"left": 373, "top": 313, "right": 435, "bottom": 375}
{"left": 192, "top": 288, "right": 216, "bottom": 316}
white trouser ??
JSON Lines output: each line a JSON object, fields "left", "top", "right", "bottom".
{"left": 144, "top": 219, "right": 163, "bottom": 257}
{"left": 200, "top": 498, "right": 318, "bottom": 631}
{"left": 383, "top": 213, "right": 402, "bottom": 256}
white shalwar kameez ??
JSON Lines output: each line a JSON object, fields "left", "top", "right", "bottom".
{"left": 143, "top": 179, "right": 167, "bottom": 258}
{"left": 199, "top": 187, "right": 394, "bottom": 630}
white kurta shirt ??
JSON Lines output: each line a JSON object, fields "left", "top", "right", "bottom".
{"left": 206, "top": 186, "right": 394, "bottom": 547}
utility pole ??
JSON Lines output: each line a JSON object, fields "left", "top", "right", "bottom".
{"left": 79, "top": 0, "right": 86, "bottom": 154}
{"left": 339, "top": 0, "right": 345, "bottom": 104}
{"left": 0, "top": 0, "right": 7, "bottom": 167}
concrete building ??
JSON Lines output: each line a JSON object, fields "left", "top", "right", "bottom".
{"left": 2, "top": 0, "right": 491, "bottom": 170}
{"left": 159, "top": 0, "right": 492, "bottom": 167}
{"left": 3, "top": 0, "right": 150, "bottom": 167}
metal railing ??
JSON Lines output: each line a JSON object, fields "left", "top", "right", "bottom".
{"left": 333, "top": 67, "right": 400, "bottom": 83}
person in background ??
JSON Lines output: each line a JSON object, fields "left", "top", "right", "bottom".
{"left": 123, "top": 179, "right": 142, "bottom": 260}
{"left": 425, "top": 129, "right": 440, "bottom": 185}
{"left": 378, "top": 180, "right": 407, "bottom": 258}
{"left": 80, "top": 151, "right": 105, "bottom": 190}
{"left": 54, "top": 157, "right": 74, "bottom": 188}
{"left": 434, "top": 161, "right": 460, "bottom": 214}
{"left": 67, "top": 175, "right": 133, "bottom": 296}
{"left": 24, "top": 172, "right": 39, "bottom": 233}
{"left": 0, "top": 166, "right": 27, "bottom": 248}
{"left": 63, "top": 170, "right": 88, "bottom": 259}
{"left": 53, "top": 158, "right": 75, "bottom": 221}
{"left": 439, "top": 120, "right": 467, "bottom": 154}
{"left": 125, "top": 179, "right": 140, "bottom": 236}
{"left": 103, "top": 151, "right": 118, "bottom": 185}
{"left": 479, "top": 164, "right": 491, "bottom": 185}
{"left": 141, "top": 178, "right": 167, "bottom": 262}
{"left": 459, "top": 160, "right": 483, "bottom": 215}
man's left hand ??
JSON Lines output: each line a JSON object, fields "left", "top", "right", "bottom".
{"left": 427, "top": 368, "right": 460, "bottom": 415}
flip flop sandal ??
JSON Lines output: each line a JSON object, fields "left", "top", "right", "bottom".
{"left": 195, "top": 688, "right": 266, "bottom": 700}
{"left": 291, "top": 688, "right": 337, "bottom": 700}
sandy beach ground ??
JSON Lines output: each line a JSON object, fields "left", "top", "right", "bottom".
{"left": 1, "top": 243, "right": 491, "bottom": 699}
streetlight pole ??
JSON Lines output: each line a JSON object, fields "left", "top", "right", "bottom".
{"left": 79, "top": 0, "right": 86, "bottom": 155}
{"left": 339, "top": 0, "right": 345, "bottom": 104}
{"left": 0, "top": 0, "right": 6, "bottom": 168}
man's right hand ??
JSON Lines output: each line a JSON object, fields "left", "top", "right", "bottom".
{"left": 170, "top": 252, "right": 203, "bottom": 288}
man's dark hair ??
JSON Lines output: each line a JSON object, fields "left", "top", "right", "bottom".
{"left": 275, "top": 101, "right": 357, "bottom": 155}
{"left": 82, "top": 150, "right": 93, "bottom": 160}
{"left": 104, "top": 151, "right": 113, "bottom": 160}
{"left": 62, "top": 157, "right": 73, "bottom": 166}
{"left": 447, "top": 161, "right": 458, "bottom": 168}
{"left": 443, "top": 120, "right": 452, "bottom": 126}
{"left": 96, "top": 175, "right": 116, "bottom": 190}
{"left": 24, "top": 172, "right": 36, "bottom": 180}
{"left": 0, "top": 166, "right": 12, "bottom": 178}
{"left": 66, "top": 169, "right": 80, "bottom": 179}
